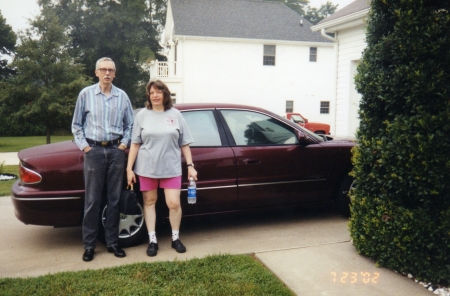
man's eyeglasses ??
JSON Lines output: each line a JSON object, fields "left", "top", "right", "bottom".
{"left": 97, "top": 68, "right": 116, "bottom": 73}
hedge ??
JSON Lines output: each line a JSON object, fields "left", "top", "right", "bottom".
{"left": 349, "top": 0, "right": 450, "bottom": 285}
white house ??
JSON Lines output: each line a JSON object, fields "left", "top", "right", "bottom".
{"left": 150, "top": 0, "right": 337, "bottom": 131}
{"left": 311, "top": 0, "right": 370, "bottom": 138}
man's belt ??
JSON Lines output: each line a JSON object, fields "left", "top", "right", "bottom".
{"left": 86, "top": 138, "right": 121, "bottom": 147}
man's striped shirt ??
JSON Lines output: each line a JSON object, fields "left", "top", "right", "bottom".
{"left": 72, "top": 83, "right": 134, "bottom": 150}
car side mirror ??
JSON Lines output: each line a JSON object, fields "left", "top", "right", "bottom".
{"left": 317, "top": 134, "right": 333, "bottom": 141}
{"left": 296, "top": 130, "right": 307, "bottom": 145}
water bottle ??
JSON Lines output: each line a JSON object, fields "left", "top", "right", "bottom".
{"left": 187, "top": 177, "right": 197, "bottom": 204}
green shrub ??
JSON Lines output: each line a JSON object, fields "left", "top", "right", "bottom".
{"left": 350, "top": 0, "right": 450, "bottom": 285}
{"left": 0, "top": 117, "right": 46, "bottom": 136}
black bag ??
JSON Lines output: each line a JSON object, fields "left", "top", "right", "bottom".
{"left": 119, "top": 185, "right": 140, "bottom": 215}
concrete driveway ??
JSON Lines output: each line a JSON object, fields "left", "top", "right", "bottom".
{"left": 0, "top": 196, "right": 429, "bottom": 295}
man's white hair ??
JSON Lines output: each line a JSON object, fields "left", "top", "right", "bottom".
{"left": 96, "top": 57, "right": 116, "bottom": 70}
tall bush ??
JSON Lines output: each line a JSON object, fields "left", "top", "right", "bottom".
{"left": 349, "top": 0, "right": 450, "bottom": 285}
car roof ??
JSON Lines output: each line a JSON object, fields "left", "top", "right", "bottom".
{"left": 174, "top": 102, "right": 270, "bottom": 113}
{"left": 135, "top": 103, "right": 277, "bottom": 117}
{"left": 133, "top": 103, "right": 324, "bottom": 140}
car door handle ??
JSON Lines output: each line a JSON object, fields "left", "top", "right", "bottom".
{"left": 242, "top": 158, "right": 260, "bottom": 165}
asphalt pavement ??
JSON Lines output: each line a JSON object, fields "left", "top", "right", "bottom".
{"left": 0, "top": 152, "right": 431, "bottom": 295}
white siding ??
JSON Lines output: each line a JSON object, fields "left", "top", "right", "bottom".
{"left": 334, "top": 25, "right": 367, "bottom": 138}
{"left": 166, "top": 38, "right": 335, "bottom": 130}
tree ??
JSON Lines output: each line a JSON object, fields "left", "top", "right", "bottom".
{"left": 278, "top": 0, "right": 309, "bottom": 16}
{"left": 265, "top": 0, "right": 308, "bottom": 16}
{"left": 349, "top": 0, "right": 450, "bottom": 285}
{"left": 39, "top": 0, "right": 166, "bottom": 107}
{"left": 0, "top": 6, "right": 91, "bottom": 142}
{"left": 266, "top": 0, "right": 338, "bottom": 25}
{"left": 304, "top": 1, "right": 338, "bottom": 25}
{"left": 0, "top": 10, "right": 17, "bottom": 80}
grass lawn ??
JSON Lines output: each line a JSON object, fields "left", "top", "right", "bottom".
{"left": 0, "top": 136, "right": 74, "bottom": 152}
{"left": 0, "top": 136, "right": 73, "bottom": 196}
{"left": 0, "top": 165, "right": 18, "bottom": 197}
{"left": 0, "top": 254, "right": 293, "bottom": 295}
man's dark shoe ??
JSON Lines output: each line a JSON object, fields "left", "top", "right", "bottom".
{"left": 82, "top": 249, "right": 94, "bottom": 262}
{"left": 171, "top": 239, "right": 186, "bottom": 253}
{"left": 107, "top": 246, "right": 126, "bottom": 258}
{"left": 146, "top": 242, "right": 158, "bottom": 257}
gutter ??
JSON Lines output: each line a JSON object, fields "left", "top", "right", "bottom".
{"left": 320, "top": 29, "right": 336, "bottom": 42}
{"left": 311, "top": 9, "right": 369, "bottom": 32}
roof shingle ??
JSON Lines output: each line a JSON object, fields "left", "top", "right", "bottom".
{"left": 317, "top": 0, "right": 370, "bottom": 25}
{"left": 171, "top": 0, "right": 331, "bottom": 43}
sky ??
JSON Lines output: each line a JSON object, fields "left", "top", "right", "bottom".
{"left": 0, "top": 0, "right": 356, "bottom": 33}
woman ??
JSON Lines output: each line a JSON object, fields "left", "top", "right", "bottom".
{"left": 126, "top": 80, "right": 197, "bottom": 257}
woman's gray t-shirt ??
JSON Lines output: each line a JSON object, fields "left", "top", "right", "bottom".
{"left": 131, "top": 108, "right": 194, "bottom": 178}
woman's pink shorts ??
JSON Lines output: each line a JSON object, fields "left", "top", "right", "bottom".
{"left": 138, "top": 175, "right": 182, "bottom": 191}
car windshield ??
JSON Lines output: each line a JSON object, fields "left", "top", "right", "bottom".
{"left": 291, "top": 114, "right": 305, "bottom": 123}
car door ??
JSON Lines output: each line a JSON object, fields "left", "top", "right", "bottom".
{"left": 180, "top": 109, "right": 238, "bottom": 214}
{"left": 219, "top": 109, "right": 329, "bottom": 209}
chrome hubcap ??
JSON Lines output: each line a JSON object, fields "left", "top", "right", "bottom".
{"left": 102, "top": 205, "right": 145, "bottom": 239}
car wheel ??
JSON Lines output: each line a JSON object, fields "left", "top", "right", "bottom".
{"left": 98, "top": 200, "right": 147, "bottom": 248}
{"left": 335, "top": 175, "right": 354, "bottom": 218}
{"left": 315, "top": 131, "right": 326, "bottom": 135}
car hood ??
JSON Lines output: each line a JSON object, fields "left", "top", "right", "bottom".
{"left": 18, "top": 140, "right": 79, "bottom": 161}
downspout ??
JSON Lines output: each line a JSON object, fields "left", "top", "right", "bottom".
{"left": 321, "top": 28, "right": 338, "bottom": 136}
{"left": 321, "top": 28, "right": 336, "bottom": 42}
{"left": 181, "top": 37, "right": 185, "bottom": 103}
{"left": 332, "top": 33, "right": 339, "bottom": 137}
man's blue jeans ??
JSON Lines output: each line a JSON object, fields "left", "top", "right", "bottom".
{"left": 82, "top": 145, "right": 125, "bottom": 250}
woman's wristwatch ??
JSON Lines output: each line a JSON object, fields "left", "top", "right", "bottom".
{"left": 187, "top": 163, "right": 194, "bottom": 168}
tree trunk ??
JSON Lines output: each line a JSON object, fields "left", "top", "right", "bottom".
{"left": 46, "top": 125, "right": 51, "bottom": 144}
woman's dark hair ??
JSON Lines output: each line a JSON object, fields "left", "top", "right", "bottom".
{"left": 145, "top": 80, "right": 173, "bottom": 111}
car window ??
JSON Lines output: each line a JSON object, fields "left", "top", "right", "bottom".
{"left": 182, "top": 110, "right": 222, "bottom": 147}
{"left": 221, "top": 110, "right": 298, "bottom": 146}
{"left": 291, "top": 114, "right": 305, "bottom": 123}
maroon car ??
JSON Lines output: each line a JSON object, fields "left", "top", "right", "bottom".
{"left": 11, "top": 103, "right": 355, "bottom": 247}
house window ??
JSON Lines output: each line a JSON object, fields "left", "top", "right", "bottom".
{"left": 171, "top": 93, "right": 176, "bottom": 105}
{"left": 286, "top": 101, "right": 293, "bottom": 113}
{"left": 320, "top": 101, "right": 330, "bottom": 114}
{"left": 263, "top": 45, "right": 276, "bottom": 66}
{"left": 310, "top": 47, "right": 317, "bottom": 62}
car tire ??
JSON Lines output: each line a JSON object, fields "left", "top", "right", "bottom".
{"left": 97, "top": 195, "right": 147, "bottom": 248}
{"left": 335, "top": 175, "right": 354, "bottom": 218}
{"left": 315, "top": 131, "right": 326, "bottom": 135}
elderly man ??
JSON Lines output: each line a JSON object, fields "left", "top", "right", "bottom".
{"left": 72, "top": 57, "right": 134, "bottom": 262}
